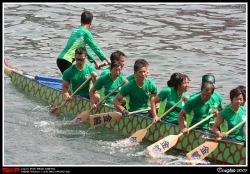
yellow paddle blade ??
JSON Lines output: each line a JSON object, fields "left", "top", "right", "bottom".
{"left": 49, "top": 107, "right": 61, "bottom": 114}
{"left": 126, "top": 129, "right": 147, "bottom": 146}
{"left": 186, "top": 120, "right": 246, "bottom": 165}
{"left": 186, "top": 141, "right": 219, "bottom": 165}
{"left": 50, "top": 101, "right": 67, "bottom": 114}
{"left": 89, "top": 112, "right": 123, "bottom": 127}
{"left": 66, "top": 110, "right": 91, "bottom": 125}
{"left": 147, "top": 134, "right": 180, "bottom": 158}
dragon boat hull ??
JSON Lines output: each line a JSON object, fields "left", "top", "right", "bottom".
{"left": 4, "top": 58, "right": 246, "bottom": 165}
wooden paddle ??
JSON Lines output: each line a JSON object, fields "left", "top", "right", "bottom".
{"left": 126, "top": 99, "right": 183, "bottom": 146}
{"left": 201, "top": 137, "right": 244, "bottom": 146}
{"left": 147, "top": 113, "right": 215, "bottom": 158}
{"left": 186, "top": 120, "right": 246, "bottom": 165}
{"left": 50, "top": 63, "right": 107, "bottom": 114}
{"left": 49, "top": 76, "right": 92, "bottom": 114}
{"left": 68, "top": 81, "right": 127, "bottom": 125}
{"left": 98, "top": 62, "right": 108, "bottom": 68}
{"left": 89, "top": 107, "right": 154, "bottom": 128}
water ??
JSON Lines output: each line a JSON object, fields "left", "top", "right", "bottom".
{"left": 3, "top": 3, "right": 246, "bottom": 167}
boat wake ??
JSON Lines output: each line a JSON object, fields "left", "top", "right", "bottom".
{"left": 64, "top": 118, "right": 83, "bottom": 125}
{"left": 115, "top": 138, "right": 139, "bottom": 147}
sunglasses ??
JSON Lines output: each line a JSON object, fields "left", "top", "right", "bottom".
{"left": 75, "top": 58, "right": 85, "bottom": 62}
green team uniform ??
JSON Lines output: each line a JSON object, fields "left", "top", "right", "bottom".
{"left": 98, "top": 67, "right": 125, "bottom": 100}
{"left": 126, "top": 74, "right": 135, "bottom": 81}
{"left": 158, "top": 87, "right": 189, "bottom": 124}
{"left": 126, "top": 74, "right": 154, "bottom": 82}
{"left": 191, "top": 91, "right": 223, "bottom": 122}
{"left": 100, "top": 67, "right": 124, "bottom": 77}
{"left": 119, "top": 78, "right": 157, "bottom": 112}
{"left": 94, "top": 73, "right": 124, "bottom": 104}
{"left": 183, "top": 93, "right": 217, "bottom": 130}
{"left": 125, "top": 74, "right": 154, "bottom": 110}
{"left": 219, "top": 104, "right": 246, "bottom": 141}
{"left": 63, "top": 64, "right": 97, "bottom": 97}
{"left": 58, "top": 26, "right": 106, "bottom": 63}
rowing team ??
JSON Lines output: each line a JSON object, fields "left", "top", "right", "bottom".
{"left": 61, "top": 47, "right": 246, "bottom": 144}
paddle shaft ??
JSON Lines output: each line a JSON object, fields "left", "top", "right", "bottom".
{"left": 177, "top": 113, "right": 215, "bottom": 138}
{"left": 95, "top": 81, "right": 126, "bottom": 107}
{"left": 76, "top": 80, "right": 126, "bottom": 120}
{"left": 128, "top": 107, "right": 154, "bottom": 115}
{"left": 216, "top": 120, "right": 246, "bottom": 140}
{"left": 99, "top": 62, "right": 108, "bottom": 68}
{"left": 202, "top": 137, "right": 244, "bottom": 146}
{"left": 58, "top": 76, "right": 92, "bottom": 107}
{"left": 89, "top": 107, "right": 155, "bottom": 127}
{"left": 226, "top": 120, "right": 246, "bottom": 135}
{"left": 145, "top": 99, "right": 183, "bottom": 130}
{"left": 186, "top": 119, "right": 246, "bottom": 165}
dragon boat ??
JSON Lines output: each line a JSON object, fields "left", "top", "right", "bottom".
{"left": 4, "top": 58, "right": 246, "bottom": 165}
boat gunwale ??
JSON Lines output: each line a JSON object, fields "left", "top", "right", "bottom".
{"left": 4, "top": 58, "right": 246, "bottom": 165}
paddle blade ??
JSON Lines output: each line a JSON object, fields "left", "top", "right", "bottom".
{"left": 126, "top": 129, "right": 147, "bottom": 146}
{"left": 147, "top": 135, "right": 179, "bottom": 158}
{"left": 66, "top": 110, "right": 90, "bottom": 125}
{"left": 49, "top": 106, "right": 61, "bottom": 114}
{"left": 186, "top": 141, "right": 219, "bottom": 165}
{"left": 89, "top": 112, "right": 123, "bottom": 127}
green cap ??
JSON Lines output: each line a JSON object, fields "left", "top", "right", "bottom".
{"left": 203, "top": 75, "right": 215, "bottom": 83}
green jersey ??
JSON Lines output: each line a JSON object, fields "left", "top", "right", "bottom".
{"left": 158, "top": 87, "right": 189, "bottom": 124}
{"left": 94, "top": 73, "right": 124, "bottom": 104}
{"left": 219, "top": 104, "right": 246, "bottom": 141}
{"left": 58, "top": 26, "right": 106, "bottom": 63}
{"left": 126, "top": 74, "right": 135, "bottom": 81}
{"left": 191, "top": 91, "right": 223, "bottom": 122}
{"left": 63, "top": 64, "right": 97, "bottom": 97}
{"left": 125, "top": 75, "right": 155, "bottom": 110}
{"left": 183, "top": 93, "right": 216, "bottom": 130}
{"left": 119, "top": 78, "right": 158, "bottom": 112}
{"left": 126, "top": 74, "right": 153, "bottom": 82}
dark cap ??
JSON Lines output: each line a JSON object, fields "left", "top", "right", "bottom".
{"left": 202, "top": 75, "right": 215, "bottom": 83}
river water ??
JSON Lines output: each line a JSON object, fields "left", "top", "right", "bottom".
{"left": 3, "top": 3, "right": 247, "bottom": 167}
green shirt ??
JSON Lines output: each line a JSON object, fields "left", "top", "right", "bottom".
{"left": 219, "top": 104, "right": 246, "bottom": 141}
{"left": 62, "top": 64, "right": 97, "bottom": 97}
{"left": 119, "top": 78, "right": 158, "bottom": 112}
{"left": 125, "top": 75, "right": 155, "bottom": 110}
{"left": 58, "top": 26, "right": 106, "bottom": 63}
{"left": 183, "top": 93, "right": 216, "bottom": 130}
{"left": 191, "top": 91, "right": 223, "bottom": 122}
{"left": 126, "top": 74, "right": 135, "bottom": 81}
{"left": 94, "top": 73, "right": 124, "bottom": 104}
{"left": 158, "top": 87, "right": 189, "bottom": 124}
{"left": 126, "top": 74, "right": 153, "bottom": 83}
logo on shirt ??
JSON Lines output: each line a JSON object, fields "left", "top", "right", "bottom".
{"left": 73, "top": 28, "right": 79, "bottom": 33}
{"left": 209, "top": 108, "right": 212, "bottom": 113}
{"left": 242, "top": 115, "right": 246, "bottom": 121}
{"left": 214, "top": 103, "right": 219, "bottom": 109}
{"left": 146, "top": 91, "right": 151, "bottom": 97}
{"left": 85, "top": 74, "right": 90, "bottom": 78}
